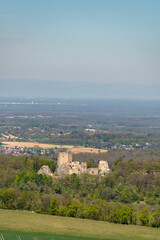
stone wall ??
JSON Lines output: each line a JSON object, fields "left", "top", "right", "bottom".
{"left": 69, "top": 162, "right": 87, "bottom": 175}
{"left": 98, "top": 160, "right": 110, "bottom": 175}
{"left": 37, "top": 165, "right": 53, "bottom": 177}
{"left": 87, "top": 167, "right": 99, "bottom": 175}
{"left": 57, "top": 152, "right": 72, "bottom": 166}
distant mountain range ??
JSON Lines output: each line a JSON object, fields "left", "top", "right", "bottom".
{"left": 0, "top": 79, "right": 160, "bottom": 99}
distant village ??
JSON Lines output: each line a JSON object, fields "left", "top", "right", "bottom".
{"left": 0, "top": 145, "right": 63, "bottom": 156}
{"left": 0, "top": 131, "right": 152, "bottom": 156}
{"left": 0, "top": 142, "right": 152, "bottom": 156}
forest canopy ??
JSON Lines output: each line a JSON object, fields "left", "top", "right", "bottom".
{"left": 0, "top": 154, "right": 160, "bottom": 227}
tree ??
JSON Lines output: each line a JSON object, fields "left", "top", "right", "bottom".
{"left": 150, "top": 210, "right": 160, "bottom": 227}
{"left": 58, "top": 206, "right": 67, "bottom": 216}
{"left": 119, "top": 187, "right": 138, "bottom": 203}
{"left": 139, "top": 207, "right": 149, "bottom": 226}
{"left": 119, "top": 205, "right": 133, "bottom": 224}
{"left": 87, "top": 205, "right": 101, "bottom": 220}
{"left": 49, "top": 198, "right": 58, "bottom": 215}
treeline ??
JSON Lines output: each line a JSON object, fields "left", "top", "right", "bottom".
{"left": 0, "top": 188, "right": 160, "bottom": 227}
{"left": 45, "top": 132, "right": 150, "bottom": 148}
{"left": 1, "top": 154, "right": 160, "bottom": 227}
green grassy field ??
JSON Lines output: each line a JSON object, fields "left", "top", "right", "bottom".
{"left": 0, "top": 209, "right": 160, "bottom": 240}
{"left": 0, "top": 230, "right": 98, "bottom": 240}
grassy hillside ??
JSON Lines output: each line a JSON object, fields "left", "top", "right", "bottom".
{"left": 0, "top": 230, "right": 96, "bottom": 240}
{"left": 0, "top": 210, "right": 160, "bottom": 240}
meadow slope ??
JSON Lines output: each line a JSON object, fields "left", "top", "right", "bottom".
{"left": 0, "top": 210, "right": 160, "bottom": 240}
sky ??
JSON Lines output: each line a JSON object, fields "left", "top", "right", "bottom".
{"left": 0, "top": 0, "right": 160, "bottom": 97}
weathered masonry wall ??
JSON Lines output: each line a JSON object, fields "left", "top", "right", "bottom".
{"left": 58, "top": 152, "right": 72, "bottom": 166}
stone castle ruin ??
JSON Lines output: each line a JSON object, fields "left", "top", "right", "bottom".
{"left": 56, "top": 152, "right": 110, "bottom": 177}
{"left": 37, "top": 165, "right": 53, "bottom": 177}
{"left": 38, "top": 152, "right": 110, "bottom": 177}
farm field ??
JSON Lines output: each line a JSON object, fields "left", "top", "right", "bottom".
{"left": 0, "top": 210, "right": 160, "bottom": 240}
{"left": 0, "top": 134, "right": 18, "bottom": 139}
{"left": 71, "top": 147, "right": 107, "bottom": 154}
{"left": 2, "top": 141, "right": 108, "bottom": 154}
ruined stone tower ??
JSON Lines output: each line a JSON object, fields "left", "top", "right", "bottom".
{"left": 57, "top": 152, "right": 72, "bottom": 166}
{"left": 98, "top": 160, "right": 110, "bottom": 175}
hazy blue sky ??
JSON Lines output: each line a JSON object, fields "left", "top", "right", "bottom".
{"left": 0, "top": 0, "right": 160, "bottom": 85}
